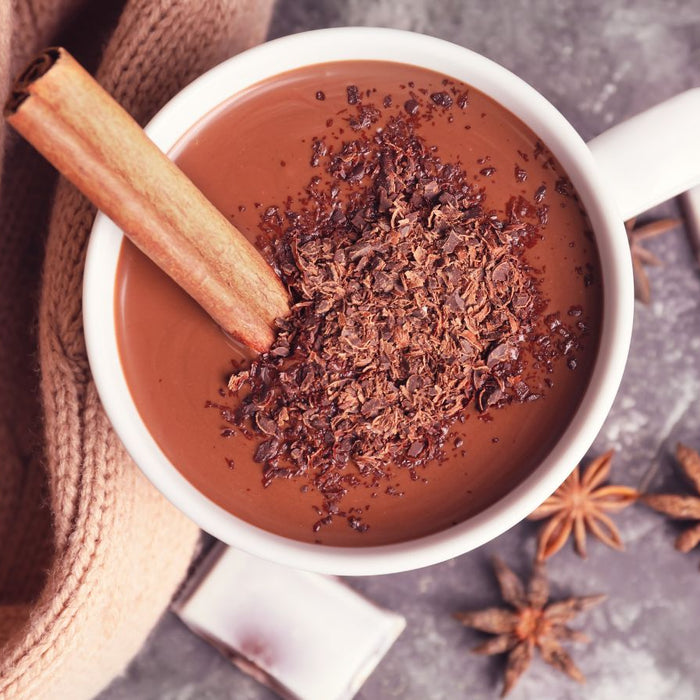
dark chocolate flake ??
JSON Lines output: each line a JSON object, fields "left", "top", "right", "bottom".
{"left": 255, "top": 412, "right": 279, "bottom": 436}
{"left": 408, "top": 441, "right": 426, "bottom": 458}
{"left": 254, "top": 438, "right": 280, "bottom": 463}
{"left": 430, "top": 91, "right": 453, "bottom": 108}
{"left": 442, "top": 230, "right": 462, "bottom": 254}
{"left": 404, "top": 99, "right": 420, "bottom": 116}
{"left": 555, "top": 177, "right": 572, "bottom": 196}
{"left": 346, "top": 85, "right": 360, "bottom": 105}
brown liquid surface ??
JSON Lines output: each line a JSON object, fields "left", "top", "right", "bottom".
{"left": 115, "top": 61, "right": 603, "bottom": 545}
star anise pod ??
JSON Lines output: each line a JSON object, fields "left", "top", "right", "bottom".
{"left": 528, "top": 450, "right": 638, "bottom": 561}
{"left": 626, "top": 217, "right": 680, "bottom": 304}
{"left": 453, "top": 557, "right": 605, "bottom": 697}
{"left": 642, "top": 443, "right": 700, "bottom": 560}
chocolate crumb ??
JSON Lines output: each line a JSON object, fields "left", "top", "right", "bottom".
{"left": 404, "top": 98, "right": 420, "bottom": 115}
{"left": 315, "top": 90, "right": 326, "bottom": 101}
{"left": 346, "top": 85, "right": 360, "bottom": 105}
{"left": 515, "top": 165, "right": 528, "bottom": 182}
{"left": 555, "top": 177, "right": 572, "bottom": 196}
{"left": 430, "top": 91, "right": 453, "bottom": 108}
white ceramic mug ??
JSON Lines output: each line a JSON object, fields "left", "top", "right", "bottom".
{"left": 84, "top": 28, "right": 700, "bottom": 575}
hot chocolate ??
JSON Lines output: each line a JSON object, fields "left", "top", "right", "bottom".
{"left": 115, "top": 61, "right": 603, "bottom": 546}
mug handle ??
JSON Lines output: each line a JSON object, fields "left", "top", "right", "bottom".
{"left": 680, "top": 186, "right": 700, "bottom": 264}
{"left": 587, "top": 88, "right": 700, "bottom": 221}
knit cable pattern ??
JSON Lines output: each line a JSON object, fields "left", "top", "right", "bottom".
{"left": 0, "top": 1, "right": 273, "bottom": 697}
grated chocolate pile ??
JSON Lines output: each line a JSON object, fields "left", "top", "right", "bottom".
{"left": 218, "top": 98, "right": 573, "bottom": 532}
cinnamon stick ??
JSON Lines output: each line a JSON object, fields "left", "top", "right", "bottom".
{"left": 4, "top": 47, "right": 289, "bottom": 353}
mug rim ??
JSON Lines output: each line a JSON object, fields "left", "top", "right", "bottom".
{"left": 84, "top": 27, "right": 634, "bottom": 575}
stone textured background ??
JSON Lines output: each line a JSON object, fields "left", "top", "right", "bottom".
{"left": 98, "top": 1, "right": 700, "bottom": 698}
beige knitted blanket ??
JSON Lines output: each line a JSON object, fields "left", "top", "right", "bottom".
{"left": 0, "top": 1, "right": 273, "bottom": 697}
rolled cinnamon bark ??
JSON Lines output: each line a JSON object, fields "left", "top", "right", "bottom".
{"left": 4, "top": 47, "right": 289, "bottom": 353}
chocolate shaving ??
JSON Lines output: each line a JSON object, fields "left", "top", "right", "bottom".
{"left": 346, "top": 85, "right": 360, "bottom": 105}
{"left": 430, "top": 91, "right": 453, "bottom": 108}
{"left": 404, "top": 98, "right": 419, "bottom": 115}
{"left": 216, "top": 91, "right": 584, "bottom": 531}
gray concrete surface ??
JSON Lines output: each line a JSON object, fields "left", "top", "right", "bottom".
{"left": 97, "top": 1, "right": 700, "bottom": 698}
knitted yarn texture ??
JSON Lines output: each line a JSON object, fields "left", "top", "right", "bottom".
{"left": 0, "top": 1, "right": 273, "bottom": 698}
